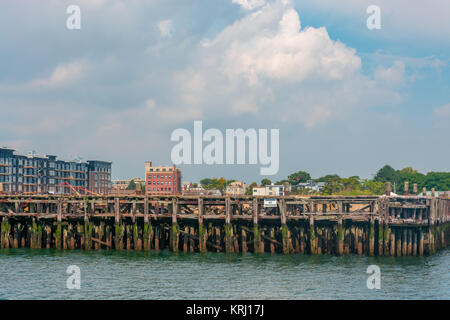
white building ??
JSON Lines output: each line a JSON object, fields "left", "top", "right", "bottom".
{"left": 224, "top": 181, "right": 247, "bottom": 195}
{"left": 252, "top": 184, "right": 286, "bottom": 196}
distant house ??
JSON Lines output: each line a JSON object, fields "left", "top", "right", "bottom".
{"left": 182, "top": 181, "right": 193, "bottom": 191}
{"left": 112, "top": 177, "right": 144, "bottom": 191}
{"left": 183, "top": 187, "right": 221, "bottom": 196}
{"left": 224, "top": 181, "right": 247, "bottom": 195}
{"left": 418, "top": 191, "right": 450, "bottom": 198}
{"left": 253, "top": 184, "right": 287, "bottom": 196}
{"left": 296, "top": 180, "right": 325, "bottom": 192}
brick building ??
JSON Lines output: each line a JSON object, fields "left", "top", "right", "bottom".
{"left": 145, "top": 161, "right": 181, "bottom": 196}
{"left": 87, "top": 160, "right": 112, "bottom": 195}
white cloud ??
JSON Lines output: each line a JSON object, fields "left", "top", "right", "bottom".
{"left": 31, "top": 60, "right": 86, "bottom": 87}
{"left": 232, "top": 0, "right": 266, "bottom": 10}
{"left": 170, "top": 0, "right": 400, "bottom": 127}
{"left": 158, "top": 19, "right": 174, "bottom": 38}
{"left": 219, "top": 8, "right": 361, "bottom": 85}
{"left": 374, "top": 60, "right": 405, "bottom": 87}
{"left": 434, "top": 103, "right": 450, "bottom": 118}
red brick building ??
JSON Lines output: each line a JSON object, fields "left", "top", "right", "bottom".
{"left": 145, "top": 161, "right": 181, "bottom": 195}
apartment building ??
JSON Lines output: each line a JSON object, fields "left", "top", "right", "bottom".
{"left": 145, "top": 161, "right": 181, "bottom": 196}
{"left": 87, "top": 160, "right": 112, "bottom": 195}
{"left": 0, "top": 147, "right": 111, "bottom": 195}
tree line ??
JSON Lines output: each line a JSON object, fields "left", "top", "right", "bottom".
{"left": 197, "top": 165, "right": 450, "bottom": 196}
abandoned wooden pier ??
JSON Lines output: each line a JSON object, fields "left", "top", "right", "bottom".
{"left": 0, "top": 187, "right": 449, "bottom": 256}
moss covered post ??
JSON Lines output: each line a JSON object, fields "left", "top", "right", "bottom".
{"left": 309, "top": 214, "right": 316, "bottom": 254}
{"left": 114, "top": 197, "right": 123, "bottom": 250}
{"left": 280, "top": 199, "right": 289, "bottom": 254}
{"left": 171, "top": 198, "right": 179, "bottom": 253}
{"left": 337, "top": 218, "right": 344, "bottom": 256}
{"left": 198, "top": 198, "right": 207, "bottom": 253}
{"left": 225, "top": 197, "right": 233, "bottom": 253}
{"left": 143, "top": 197, "right": 151, "bottom": 251}
{"left": 369, "top": 218, "right": 375, "bottom": 256}
{"left": 55, "top": 198, "right": 62, "bottom": 250}
{"left": 252, "top": 197, "right": 260, "bottom": 253}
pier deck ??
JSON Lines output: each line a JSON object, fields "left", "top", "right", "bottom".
{"left": 0, "top": 194, "right": 448, "bottom": 256}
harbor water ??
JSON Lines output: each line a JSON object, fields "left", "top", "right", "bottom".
{"left": 0, "top": 249, "right": 448, "bottom": 300}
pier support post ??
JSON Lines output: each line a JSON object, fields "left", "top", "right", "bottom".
{"left": 418, "top": 229, "right": 424, "bottom": 256}
{"left": 171, "top": 199, "right": 179, "bottom": 253}
{"left": 114, "top": 197, "right": 123, "bottom": 250}
{"left": 369, "top": 219, "right": 375, "bottom": 256}
{"left": 84, "top": 218, "right": 92, "bottom": 251}
{"left": 280, "top": 199, "right": 289, "bottom": 254}
{"left": 143, "top": 197, "right": 151, "bottom": 251}
{"left": 395, "top": 229, "right": 401, "bottom": 256}
{"left": 429, "top": 227, "right": 435, "bottom": 255}
{"left": 225, "top": 198, "right": 233, "bottom": 253}
{"left": 309, "top": 215, "right": 316, "bottom": 254}
{"left": 1, "top": 218, "right": 8, "bottom": 248}
{"left": 183, "top": 226, "right": 188, "bottom": 253}
{"left": 56, "top": 199, "right": 63, "bottom": 250}
{"left": 241, "top": 228, "right": 247, "bottom": 254}
{"left": 252, "top": 198, "right": 260, "bottom": 253}
{"left": 337, "top": 218, "right": 344, "bottom": 256}
{"left": 407, "top": 229, "right": 412, "bottom": 256}
{"left": 377, "top": 219, "right": 383, "bottom": 256}
{"left": 198, "top": 198, "right": 207, "bottom": 253}
{"left": 357, "top": 226, "right": 363, "bottom": 256}
{"left": 383, "top": 223, "right": 389, "bottom": 256}
{"left": 44, "top": 224, "right": 52, "bottom": 249}
{"left": 385, "top": 182, "right": 391, "bottom": 196}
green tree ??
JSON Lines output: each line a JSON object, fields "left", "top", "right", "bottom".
{"left": 200, "top": 177, "right": 230, "bottom": 191}
{"left": 423, "top": 172, "right": 450, "bottom": 191}
{"left": 374, "top": 165, "right": 398, "bottom": 183}
{"left": 126, "top": 180, "right": 136, "bottom": 190}
{"left": 246, "top": 182, "right": 257, "bottom": 195}
{"left": 396, "top": 167, "right": 425, "bottom": 193}
{"left": 261, "top": 178, "right": 271, "bottom": 186}
{"left": 314, "top": 174, "right": 340, "bottom": 183}
{"left": 288, "top": 171, "right": 311, "bottom": 184}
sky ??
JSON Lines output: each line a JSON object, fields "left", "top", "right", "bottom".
{"left": 0, "top": 0, "right": 449, "bottom": 184}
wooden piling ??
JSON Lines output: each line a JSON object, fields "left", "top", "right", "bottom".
{"left": 143, "top": 198, "right": 151, "bottom": 251}
{"left": 171, "top": 199, "right": 179, "bottom": 253}
{"left": 396, "top": 229, "right": 401, "bottom": 257}
{"left": 270, "top": 228, "right": 276, "bottom": 254}
{"left": 183, "top": 226, "right": 188, "bottom": 253}
{"left": 357, "top": 226, "right": 363, "bottom": 256}
{"left": 407, "top": 229, "right": 412, "bottom": 256}
{"left": 252, "top": 198, "right": 260, "bottom": 253}
{"left": 198, "top": 198, "right": 207, "bottom": 253}
{"left": 225, "top": 198, "right": 233, "bottom": 253}
{"left": 337, "top": 219, "right": 344, "bottom": 256}
{"left": 369, "top": 219, "right": 375, "bottom": 256}
{"left": 309, "top": 216, "right": 316, "bottom": 254}
{"left": 241, "top": 228, "right": 247, "bottom": 254}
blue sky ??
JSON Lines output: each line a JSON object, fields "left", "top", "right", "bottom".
{"left": 0, "top": 0, "right": 449, "bottom": 184}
